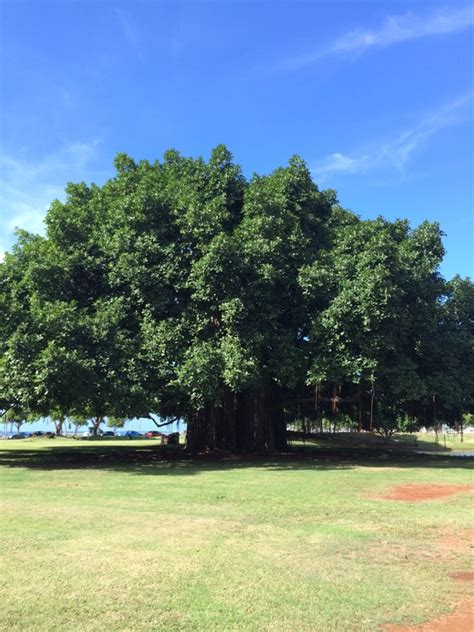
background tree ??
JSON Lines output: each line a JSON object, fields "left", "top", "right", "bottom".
{"left": 2, "top": 406, "right": 31, "bottom": 434}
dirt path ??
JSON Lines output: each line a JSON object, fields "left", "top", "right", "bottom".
{"left": 450, "top": 571, "right": 474, "bottom": 582}
{"left": 385, "top": 599, "right": 473, "bottom": 631}
{"left": 380, "top": 483, "right": 472, "bottom": 502}
{"left": 382, "top": 483, "right": 473, "bottom": 629}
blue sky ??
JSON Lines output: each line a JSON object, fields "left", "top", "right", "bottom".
{"left": 1, "top": 1, "right": 473, "bottom": 279}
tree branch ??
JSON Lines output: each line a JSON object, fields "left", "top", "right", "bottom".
{"left": 146, "top": 414, "right": 181, "bottom": 428}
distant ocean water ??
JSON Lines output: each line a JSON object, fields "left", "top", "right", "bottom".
{"left": 1, "top": 417, "right": 185, "bottom": 437}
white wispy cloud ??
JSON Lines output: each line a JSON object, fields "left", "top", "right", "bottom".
{"left": 281, "top": 5, "right": 474, "bottom": 70}
{"left": 0, "top": 141, "right": 103, "bottom": 255}
{"left": 115, "top": 8, "right": 144, "bottom": 63}
{"left": 312, "top": 92, "right": 473, "bottom": 181}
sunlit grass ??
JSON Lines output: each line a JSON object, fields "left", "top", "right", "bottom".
{"left": 396, "top": 431, "right": 474, "bottom": 452}
{"left": 0, "top": 440, "right": 472, "bottom": 631}
{"left": 288, "top": 431, "right": 474, "bottom": 452}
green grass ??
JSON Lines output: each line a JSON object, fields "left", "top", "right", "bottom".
{"left": 0, "top": 439, "right": 472, "bottom": 631}
{"left": 395, "top": 431, "right": 474, "bottom": 452}
{"left": 289, "top": 431, "right": 474, "bottom": 453}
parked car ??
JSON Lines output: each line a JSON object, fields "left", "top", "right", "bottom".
{"left": 81, "top": 427, "right": 103, "bottom": 438}
{"left": 102, "top": 431, "right": 115, "bottom": 437}
{"left": 145, "top": 431, "right": 163, "bottom": 438}
{"left": 9, "top": 433, "right": 28, "bottom": 440}
{"left": 124, "top": 430, "right": 143, "bottom": 439}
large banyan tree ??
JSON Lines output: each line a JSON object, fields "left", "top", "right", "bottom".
{"left": 1, "top": 146, "right": 473, "bottom": 450}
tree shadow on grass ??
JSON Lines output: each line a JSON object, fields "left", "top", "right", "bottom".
{"left": 0, "top": 442, "right": 472, "bottom": 476}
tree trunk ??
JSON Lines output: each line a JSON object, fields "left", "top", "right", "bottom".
{"left": 186, "top": 408, "right": 211, "bottom": 452}
{"left": 315, "top": 384, "right": 323, "bottom": 434}
{"left": 214, "top": 387, "right": 237, "bottom": 451}
{"left": 369, "top": 381, "right": 375, "bottom": 431}
{"left": 253, "top": 381, "right": 273, "bottom": 452}
{"left": 357, "top": 385, "right": 362, "bottom": 432}
{"left": 331, "top": 384, "right": 337, "bottom": 413}
{"left": 91, "top": 416, "right": 103, "bottom": 436}
{"left": 54, "top": 416, "right": 65, "bottom": 436}
{"left": 186, "top": 380, "right": 287, "bottom": 453}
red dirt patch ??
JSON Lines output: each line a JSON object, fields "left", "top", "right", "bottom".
{"left": 386, "top": 599, "right": 474, "bottom": 631}
{"left": 450, "top": 571, "right": 474, "bottom": 582}
{"left": 381, "top": 484, "right": 473, "bottom": 502}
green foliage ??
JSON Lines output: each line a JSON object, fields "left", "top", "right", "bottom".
{"left": 1, "top": 145, "right": 472, "bottom": 448}
{"left": 373, "top": 413, "right": 420, "bottom": 441}
{"left": 463, "top": 412, "right": 474, "bottom": 427}
{"left": 106, "top": 416, "right": 127, "bottom": 429}
{"left": 2, "top": 405, "right": 32, "bottom": 432}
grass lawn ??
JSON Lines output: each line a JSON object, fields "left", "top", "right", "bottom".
{"left": 396, "top": 431, "right": 474, "bottom": 452}
{"left": 0, "top": 439, "right": 472, "bottom": 631}
{"left": 288, "top": 431, "right": 474, "bottom": 453}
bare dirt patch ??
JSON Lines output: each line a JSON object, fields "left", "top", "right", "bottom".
{"left": 385, "top": 599, "right": 474, "bottom": 631}
{"left": 450, "top": 571, "right": 474, "bottom": 582}
{"left": 437, "top": 528, "right": 474, "bottom": 556}
{"left": 380, "top": 484, "right": 473, "bottom": 502}
{"left": 368, "top": 527, "right": 473, "bottom": 566}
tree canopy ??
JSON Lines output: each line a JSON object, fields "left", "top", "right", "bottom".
{"left": 1, "top": 146, "right": 472, "bottom": 449}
